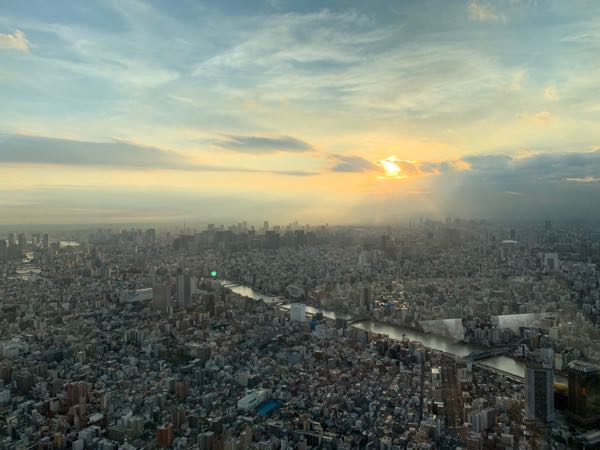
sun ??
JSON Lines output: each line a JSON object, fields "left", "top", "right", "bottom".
{"left": 381, "top": 157, "right": 401, "bottom": 176}
{"left": 379, "top": 156, "right": 407, "bottom": 179}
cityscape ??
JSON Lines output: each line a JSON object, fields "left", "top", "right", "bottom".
{"left": 3, "top": 0, "right": 600, "bottom": 449}
{"left": 1, "top": 221, "right": 600, "bottom": 449}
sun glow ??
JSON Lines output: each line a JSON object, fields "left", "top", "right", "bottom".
{"left": 379, "top": 156, "right": 407, "bottom": 179}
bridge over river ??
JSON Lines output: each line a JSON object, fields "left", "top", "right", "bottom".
{"left": 222, "top": 281, "right": 531, "bottom": 379}
{"left": 466, "top": 348, "right": 509, "bottom": 361}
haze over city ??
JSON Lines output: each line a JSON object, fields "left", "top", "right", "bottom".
{"left": 2, "top": 0, "right": 600, "bottom": 224}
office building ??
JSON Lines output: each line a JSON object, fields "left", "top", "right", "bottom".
{"left": 176, "top": 270, "right": 192, "bottom": 308}
{"left": 525, "top": 361, "right": 554, "bottom": 423}
{"left": 568, "top": 360, "right": 600, "bottom": 426}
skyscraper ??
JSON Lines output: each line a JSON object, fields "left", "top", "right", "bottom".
{"left": 152, "top": 282, "right": 171, "bottom": 313}
{"left": 7, "top": 233, "right": 16, "bottom": 260}
{"left": 176, "top": 269, "right": 192, "bottom": 308}
{"left": 525, "top": 361, "right": 554, "bottom": 423}
{"left": 176, "top": 269, "right": 185, "bottom": 305}
{"left": 0, "top": 240, "right": 7, "bottom": 262}
{"left": 17, "top": 233, "right": 26, "bottom": 258}
{"left": 17, "top": 233, "right": 27, "bottom": 258}
{"left": 568, "top": 360, "right": 600, "bottom": 426}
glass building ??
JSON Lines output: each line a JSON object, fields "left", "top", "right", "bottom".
{"left": 568, "top": 360, "right": 600, "bottom": 426}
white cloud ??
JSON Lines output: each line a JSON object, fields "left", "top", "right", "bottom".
{"left": 466, "top": 0, "right": 506, "bottom": 22}
{"left": 543, "top": 84, "right": 559, "bottom": 101}
{"left": 31, "top": 22, "right": 179, "bottom": 88}
{"left": 505, "top": 69, "right": 527, "bottom": 92}
{"left": 518, "top": 110, "right": 555, "bottom": 125}
{"left": 566, "top": 176, "right": 600, "bottom": 183}
{"left": 0, "top": 29, "right": 30, "bottom": 52}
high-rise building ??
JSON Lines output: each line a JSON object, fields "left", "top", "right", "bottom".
{"left": 568, "top": 360, "right": 600, "bottom": 426}
{"left": 468, "top": 407, "right": 496, "bottom": 432}
{"left": 145, "top": 228, "right": 156, "bottom": 246}
{"left": 176, "top": 269, "right": 185, "bottom": 304}
{"left": 17, "top": 233, "right": 26, "bottom": 258}
{"left": 152, "top": 283, "right": 171, "bottom": 312}
{"left": 0, "top": 240, "right": 7, "bottom": 262}
{"left": 156, "top": 424, "right": 173, "bottom": 448}
{"left": 177, "top": 269, "right": 192, "bottom": 308}
{"left": 525, "top": 361, "right": 554, "bottom": 423}
{"left": 198, "top": 431, "right": 215, "bottom": 450}
{"left": 543, "top": 252, "right": 559, "bottom": 271}
{"left": 190, "top": 275, "right": 198, "bottom": 295}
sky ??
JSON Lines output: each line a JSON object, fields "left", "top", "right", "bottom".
{"left": 1, "top": 0, "right": 600, "bottom": 225}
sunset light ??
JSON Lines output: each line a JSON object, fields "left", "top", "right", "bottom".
{"left": 379, "top": 156, "right": 409, "bottom": 180}
{"left": 381, "top": 157, "right": 401, "bottom": 176}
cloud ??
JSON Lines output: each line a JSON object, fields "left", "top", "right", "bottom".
{"left": 543, "top": 84, "right": 559, "bottom": 101}
{"left": 396, "top": 160, "right": 419, "bottom": 174}
{"left": 329, "top": 154, "right": 467, "bottom": 177}
{"left": 466, "top": 0, "right": 506, "bottom": 22}
{"left": 566, "top": 176, "right": 600, "bottom": 183}
{"left": 0, "top": 134, "right": 316, "bottom": 176}
{"left": 0, "top": 29, "right": 30, "bottom": 52}
{"left": 462, "top": 154, "right": 511, "bottom": 170}
{"left": 0, "top": 134, "right": 188, "bottom": 169}
{"left": 517, "top": 110, "right": 555, "bottom": 125}
{"left": 330, "top": 155, "right": 376, "bottom": 172}
{"left": 419, "top": 159, "right": 471, "bottom": 173}
{"left": 505, "top": 69, "right": 527, "bottom": 92}
{"left": 214, "top": 134, "right": 313, "bottom": 153}
{"left": 354, "top": 150, "right": 600, "bottom": 223}
{"left": 429, "top": 150, "right": 600, "bottom": 220}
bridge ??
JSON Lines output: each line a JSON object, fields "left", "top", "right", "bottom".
{"left": 466, "top": 348, "right": 509, "bottom": 361}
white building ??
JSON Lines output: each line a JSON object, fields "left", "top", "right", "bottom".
{"left": 290, "top": 303, "right": 306, "bottom": 322}
{"left": 120, "top": 288, "right": 153, "bottom": 304}
{"left": 237, "top": 388, "right": 270, "bottom": 411}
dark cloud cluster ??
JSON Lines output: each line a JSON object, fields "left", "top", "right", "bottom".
{"left": 427, "top": 150, "right": 600, "bottom": 222}
{"left": 348, "top": 150, "right": 600, "bottom": 224}
{"left": 0, "top": 134, "right": 187, "bottom": 169}
{"left": 214, "top": 134, "right": 313, "bottom": 153}
{"left": 0, "top": 134, "right": 316, "bottom": 176}
{"left": 330, "top": 154, "right": 376, "bottom": 172}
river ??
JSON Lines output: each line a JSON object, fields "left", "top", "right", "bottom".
{"left": 222, "top": 282, "right": 532, "bottom": 379}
